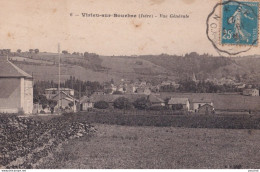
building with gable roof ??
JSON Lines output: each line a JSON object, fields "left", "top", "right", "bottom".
{"left": 51, "top": 91, "right": 78, "bottom": 112}
{"left": 168, "top": 97, "right": 190, "bottom": 111}
{"left": 0, "top": 57, "right": 33, "bottom": 114}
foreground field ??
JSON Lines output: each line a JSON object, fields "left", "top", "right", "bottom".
{"left": 39, "top": 124, "right": 260, "bottom": 169}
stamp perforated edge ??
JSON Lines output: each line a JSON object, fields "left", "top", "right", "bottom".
{"left": 219, "top": 0, "right": 260, "bottom": 47}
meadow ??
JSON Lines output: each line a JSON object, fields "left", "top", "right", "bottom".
{"left": 39, "top": 124, "right": 260, "bottom": 169}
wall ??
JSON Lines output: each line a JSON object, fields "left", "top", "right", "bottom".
{"left": 0, "top": 78, "right": 21, "bottom": 113}
{"left": 23, "top": 79, "right": 33, "bottom": 114}
{"left": 193, "top": 102, "right": 213, "bottom": 111}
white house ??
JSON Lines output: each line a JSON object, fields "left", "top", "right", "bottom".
{"left": 0, "top": 58, "right": 33, "bottom": 114}
{"left": 52, "top": 91, "right": 78, "bottom": 112}
{"left": 243, "top": 89, "right": 259, "bottom": 96}
{"left": 168, "top": 98, "right": 190, "bottom": 111}
{"left": 192, "top": 99, "right": 214, "bottom": 112}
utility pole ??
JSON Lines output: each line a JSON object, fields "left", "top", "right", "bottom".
{"left": 58, "top": 43, "right": 61, "bottom": 115}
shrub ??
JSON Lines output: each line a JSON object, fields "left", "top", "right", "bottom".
{"left": 172, "top": 104, "right": 183, "bottom": 110}
{"left": 113, "top": 97, "right": 133, "bottom": 110}
{"left": 149, "top": 105, "right": 168, "bottom": 111}
{"left": 40, "top": 110, "right": 46, "bottom": 114}
{"left": 94, "top": 101, "right": 109, "bottom": 109}
{"left": 113, "top": 91, "right": 123, "bottom": 95}
{"left": 133, "top": 97, "right": 151, "bottom": 110}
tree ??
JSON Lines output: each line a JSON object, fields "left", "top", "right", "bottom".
{"left": 104, "top": 88, "right": 113, "bottom": 94}
{"left": 34, "top": 49, "right": 39, "bottom": 54}
{"left": 133, "top": 97, "right": 151, "bottom": 110}
{"left": 113, "top": 97, "right": 132, "bottom": 110}
{"left": 16, "top": 49, "right": 21, "bottom": 53}
{"left": 36, "top": 95, "right": 49, "bottom": 109}
{"left": 48, "top": 100, "right": 57, "bottom": 114}
{"left": 172, "top": 104, "right": 183, "bottom": 110}
{"left": 48, "top": 99, "right": 57, "bottom": 108}
{"left": 94, "top": 101, "right": 109, "bottom": 109}
{"left": 84, "top": 52, "right": 89, "bottom": 58}
{"left": 68, "top": 102, "right": 74, "bottom": 108}
{"left": 62, "top": 50, "right": 68, "bottom": 54}
{"left": 164, "top": 97, "right": 170, "bottom": 106}
{"left": 29, "top": 49, "right": 34, "bottom": 53}
{"left": 113, "top": 91, "right": 123, "bottom": 95}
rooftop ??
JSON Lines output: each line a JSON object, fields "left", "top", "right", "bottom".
{"left": 0, "top": 57, "right": 32, "bottom": 79}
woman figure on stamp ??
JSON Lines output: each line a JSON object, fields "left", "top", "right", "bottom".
{"left": 228, "top": 4, "right": 254, "bottom": 43}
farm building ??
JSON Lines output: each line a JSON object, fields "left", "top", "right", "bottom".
{"left": 148, "top": 94, "right": 165, "bottom": 106}
{"left": 0, "top": 58, "right": 33, "bottom": 114}
{"left": 79, "top": 96, "right": 93, "bottom": 111}
{"left": 79, "top": 94, "right": 147, "bottom": 110}
{"left": 192, "top": 98, "right": 213, "bottom": 112}
{"left": 243, "top": 89, "right": 259, "bottom": 96}
{"left": 136, "top": 87, "right": 151, "bottom": 95}
{"left": 51, "top": 91, "right": 78, "bottom": 112}
{"left": 168, "top": 98, "right": 190, "bottom": 111}
{"left": 197, "top": 104, "right": 214, "bottom": 114}
{"left": 159, "top": 92, "right": 260, "bottom": 112}
{"left": 45, "top": 88, "right": 75, "bottom": 99}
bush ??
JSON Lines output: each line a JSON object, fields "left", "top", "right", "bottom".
{"left": 172, "top": 104, "right": 183, "bottom": 110}
{"left": 94, "top": 101, "right": 109, "bottom": 109}
{"left": 113, "top": 97, "right": 133, "bottom": 110}
{"left": 133, "top": 97, "right": 151, "bottom": 110}
{"left": 40, "top": 110, "right": 46, "bottom": 114}
{"left": 149, "top": 105, "right": 168, "bottom": 111}
{"left": 113, "top": 91, "right": 123, "bottom": 95}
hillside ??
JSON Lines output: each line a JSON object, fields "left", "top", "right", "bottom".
{"left": 7, "top": 52, "right": 260, "bottom": 84}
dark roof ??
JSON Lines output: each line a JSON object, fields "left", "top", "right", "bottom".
{"left": 0, "top": 58, "right": 32, "bottom": 78}
{"left": 52, "top": 91, "right": 78, "bottom": 102}
{"left": 148, "top": 94, "right": 164, "bottom": 103}
{"left": 81, "top": 94, "right": 147, "bottom": 103}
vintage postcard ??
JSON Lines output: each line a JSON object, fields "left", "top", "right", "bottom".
{"left": 0, "top": 0, "right": 260, "bottom": 169}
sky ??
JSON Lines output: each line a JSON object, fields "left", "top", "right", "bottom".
{"left": 0, "top": 0, "right": 259, "bottom": 56}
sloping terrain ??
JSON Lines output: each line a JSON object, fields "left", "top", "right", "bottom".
{"left": 0, "top": 114, "right": 95, "bottom": 168}
{"left": 8, "top": 52, "right": 260, "bottom": 84}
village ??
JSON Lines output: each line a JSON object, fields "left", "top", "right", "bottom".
{"left": 0, "top": 55, "right": 260, "bottom": 116}
{"left": 1, "top": 52, "right": 260, "bottom": 169}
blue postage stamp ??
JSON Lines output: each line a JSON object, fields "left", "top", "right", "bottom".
{"left": 221, "top": 0, "right": 259, "bottom": 46}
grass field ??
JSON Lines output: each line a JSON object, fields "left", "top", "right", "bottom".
{"left": 39, "top": 124, "right": 260, "bottom": 169}
{"left": 69, "top": 112, "right": 260, "bottom": 129}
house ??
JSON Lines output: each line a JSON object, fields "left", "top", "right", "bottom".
{"left": 243, "top": 89, "right": 259, "bottom": 96}
{"left": 168, "top": 98, "right": 190, "bottom": 111}
{"left": 235, "top": 83, "right": 246, "bottom": 89}
{"left": 192, "top": 98, "right": 214, "bottom": 112}
{"left": 136, "top": 87, "right": 151, "bottom": 95}
{"left": 79, "top": 94, "right": 146, "bottom": 110}
{"left": 79, "top": 96, "right": 93, "bottom": 111}
{"left": 0, "top": 58, "right": 33, "bottom": 114}
{"left": 111, "top": 84, "right": 117, "bottom": 93}
{"left": 45, "top": 88, "right": 74, "bottom": 99}
{"left": 148, "top": 94, "right": 165, "bottom": 106}
{"left": 198, "top": 104, "right": 214, "bottom": 114}
{"left": 51, "top": 91, "right": 78, "bottom": 112}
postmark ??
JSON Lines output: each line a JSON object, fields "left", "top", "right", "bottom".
{"left": 207, "top": 0, "right": 259, "bottom": 55}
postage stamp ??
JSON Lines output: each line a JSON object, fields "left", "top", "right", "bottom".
{"left": 221, "top": 0, "right": 259, "bottom": 46}
{"left": 207, "top": 0, "right": 260, "bottom": 55}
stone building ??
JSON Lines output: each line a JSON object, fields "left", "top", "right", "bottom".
{"left": 0, "top": 58, "right": 33, "bottom": 114}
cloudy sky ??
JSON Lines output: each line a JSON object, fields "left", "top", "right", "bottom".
{"left": 0, "top": 0, "right": 259, "bottom": 56}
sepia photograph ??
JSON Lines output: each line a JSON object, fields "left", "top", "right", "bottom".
{"left": 0, "top": 0, "right": 260, "bottom": 170}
